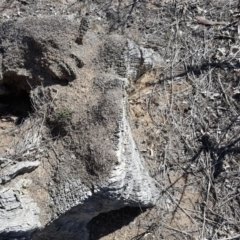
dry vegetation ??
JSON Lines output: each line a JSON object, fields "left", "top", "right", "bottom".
{"left": 91, "top": 0, "right": 240, "bottom": 239}
{"left": 130, "top": 1, "right": 240, "bottom": 240}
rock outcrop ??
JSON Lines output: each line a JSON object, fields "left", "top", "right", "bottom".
{"left": 0, "top": 8, "right": 162, "bottom": 240}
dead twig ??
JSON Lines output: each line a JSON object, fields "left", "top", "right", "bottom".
{"left": 161, "top": 221, "right": 193, "bottom": 238}
{"left": 195, "top": 16, "right": 227, "bottom": 26}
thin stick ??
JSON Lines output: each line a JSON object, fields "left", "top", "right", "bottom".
{"left": 167, "top": 190, "right": 196, "bottom": 224}
{"left": 201, "top": 173, "right": 211, "bottom": 239}
{"left": 161, "top": 221, "right": 193, "bottom": 238}
{"left": 217, "top": 73, "right": 236, "bottom": 114}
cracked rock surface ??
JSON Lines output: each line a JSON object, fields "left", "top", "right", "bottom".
{"left": 0, "top": 2, "right": 162, "bottom": 239}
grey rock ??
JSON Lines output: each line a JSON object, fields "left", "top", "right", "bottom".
{"left": 0, "top": 188, "right": 21, "bottom": 211}
{"left": 0, "top": 158, "right": 12, "bottom": 168}
{"left": 100, "top": 36, "right": 162, "bottom": 85}
{"left": 0, "top": 161, "right": 40, "bottom": 184}
{"left": 124, "top": 39, "right": 162, "bottom": 82}
{"left": 0, "top": 13, "right": 160, "bottom": 240}
{"left": 0, "top": 185, "right": 40, "bottom": 239}
{"left": 0, "top": 16, "right": 83, "bottom": 90}
{"left": 30, "top": 76, "right": 159, "bottom": 240}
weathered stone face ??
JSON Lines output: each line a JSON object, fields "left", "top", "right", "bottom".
{"left": 0, "top": 16, "right": 83, "bottom": 90}
{"left": 0, "top": 11, "right": 162, "bottom": 240}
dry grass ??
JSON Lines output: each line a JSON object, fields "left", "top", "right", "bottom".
{"left": 94, "top": 0, "right": 240, "bottom": 239}
{"left": 127, "top": 0, "right": 240, "bottom": 239}
{"left": 0, "top": 85, "right": 58, "bottom": 167}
